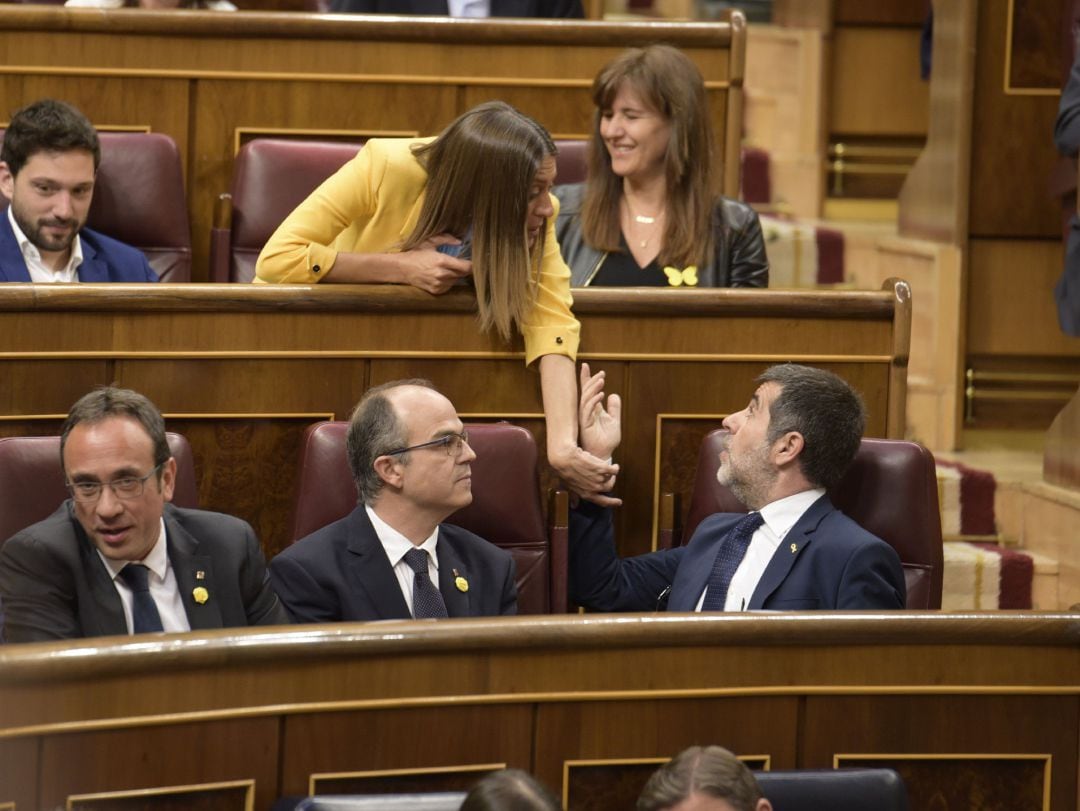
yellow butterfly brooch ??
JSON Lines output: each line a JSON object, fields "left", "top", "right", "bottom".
{"left": 663, "top": 265, "right": 698, "bottom": 287}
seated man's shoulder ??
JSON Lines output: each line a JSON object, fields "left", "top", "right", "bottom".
{"left": 2, "top": 504, "right": 80, "bottom": 554}
{"left": 164, "top": 504, "right": 255, "bottom": 542}
{"left": 439, "top": 522, "right": 512, "bottom": 563}
{"left": 816, "top": 507, "right": 894, "bottom": 553}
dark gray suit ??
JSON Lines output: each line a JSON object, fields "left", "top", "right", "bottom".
{"left": 269, "top": 505, "right": 517, "bottom": 621}
{"left": 329, "top": 0, "right": 584, "bottom": 17}
{"left": 0, "top": 503, "right": 288, "bottom": 643}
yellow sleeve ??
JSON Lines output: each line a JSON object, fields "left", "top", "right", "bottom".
{"left": 522, "top": 194, "right": 581, "bottom": 366}
{"left": 254, "top": 144, "right": 384, "bottom": 284}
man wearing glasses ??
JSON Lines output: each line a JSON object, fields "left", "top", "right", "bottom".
{"left": 0, "top": 387, "right": 288, "bottom": 642}
{"left": 268, "top": 379, "right": 516, "bottom": 621}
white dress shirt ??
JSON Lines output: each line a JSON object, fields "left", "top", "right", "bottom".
{"left": 7, "top": 207, "right": 83, "bottom": 283}
{"left": 366, "top": 505, "right": 440, "bottom": 617}
{"left": 447, "top": 0, "right": 490, "bottom": 16}
{"left": 97, "top": 518, "right": 191, "bottom": 633}
{"left": 696, "top": 488, "right": 827, "bottom": 612}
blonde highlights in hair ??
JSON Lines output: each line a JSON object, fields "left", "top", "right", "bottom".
{"left": 404, "top": 101, "right": 556, "bottom": 342}
{"left": 582, "top": 45, "right": 716, "bottom": 269}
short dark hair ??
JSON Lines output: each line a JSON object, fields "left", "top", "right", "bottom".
{"left": 461, "top": 769, "right": 560, "bottom": 811}
{"left": 346, "top": 379, "right": 435, "bottom": 504}
{"left": 757, "top": 364, "right": 866, "bottom": 490}
{"left": 60, "top": 387, "right": 170, "bottom": 473}
{"left": 1, "top": 99, "right": 101, "bottom": 178}
{"left": 637, "top": 746, "right": 763, "bottom": 811}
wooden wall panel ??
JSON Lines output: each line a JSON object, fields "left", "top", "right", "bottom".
{"left": 281, "top": 706, "right": 532, "bottom": 795}
{"left": 38, "top": 718, "right": 279, "bottom": 811}
{"left": 804, "top": 695, "right": 1078, "bottom": 811}
{"left": 534, "top": 696, "right": 799, "bottom": 800}
{"left": 969, "top": 0, "right": 1061, "bottom": 239}
{"left": 0, "top": 738, "right": 37, "bottom": 811}
{"left": 829, "top": 27, "right": 929, "bottom": 137}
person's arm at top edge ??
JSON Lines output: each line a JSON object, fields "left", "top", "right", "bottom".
{"left": 254, "top": 141, "right": 471, "bottom": 294}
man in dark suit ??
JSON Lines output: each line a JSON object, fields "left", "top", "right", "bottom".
{"left": 570, "top": 363, "right": 905, "bottom": 612}
{"left": 0, "top": 387, "right": 288, "bottom": 643}
{"left": 0, "top": 99, "right": 157, "bottom": 283}
{"left": 328, "top": 0, "right": 584, "bottom": 17}
{"left": 269, "top": 379, "right": 516, "bottom": 621}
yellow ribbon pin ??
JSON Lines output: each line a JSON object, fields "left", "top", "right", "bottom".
{"left": 453, "top": 568, "right": 469, "bottom": 593}
{"left": 790, "top": 543, "right": 798, "bottom": 554}
{"left": 193, "top": 587, "right": 209, "bottom": 604}
{"left": 663, "top": 265, "right": 698, "bottom": 287}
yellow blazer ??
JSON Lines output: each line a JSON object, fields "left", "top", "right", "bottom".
{"left": 255, "top": 138, "right": 579, "bottom": 365}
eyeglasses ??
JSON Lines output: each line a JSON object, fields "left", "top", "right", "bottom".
{"left": 385, "top": 430, "right": 470, "bottom": 458}
{"left": 66, "top": 463, "right": 164, "bottom": 503}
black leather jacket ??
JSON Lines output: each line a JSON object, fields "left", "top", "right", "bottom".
{"left": 553, "top": 183, "right": 769, "bottom": 288}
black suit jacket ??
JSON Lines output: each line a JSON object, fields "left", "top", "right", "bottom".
{"left": 329, "top": 0, "right": 584, "bottom": 17}
{"left": 0, "top": 503, "right": 289, "bottom": 643}
{"left": 269, "top": 505, "right": 517, "bottom": 621}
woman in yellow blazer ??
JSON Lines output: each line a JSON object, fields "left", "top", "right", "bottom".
{"left": 256, "top": 102, "right": 618, "bottom": 504}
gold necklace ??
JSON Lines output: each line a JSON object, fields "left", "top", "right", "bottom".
{"left": 625, "top": 203, "right": 663, "bottom": 249}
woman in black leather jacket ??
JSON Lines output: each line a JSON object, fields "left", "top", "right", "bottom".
{"left": 555, "top": 45, "right": 769, "bottom": 288}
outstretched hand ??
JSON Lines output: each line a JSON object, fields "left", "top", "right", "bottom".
{"left": 399, "top": 234, "right": 472, "bottom": 295}
{"left": 548, "top": 444, "right": 621, "bottom": 507}
{"left": 578, "top": 362, "right": 621, "bottom": 461}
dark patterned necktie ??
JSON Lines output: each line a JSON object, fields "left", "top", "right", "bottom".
{"left": 404, "top": 547, "right": 448, "bottom": 619}
{"left": 701, "top": 512, "right": 765, "bottom": 611}
{"left": 117, "top": 563, "right": 165, "bottom": 633}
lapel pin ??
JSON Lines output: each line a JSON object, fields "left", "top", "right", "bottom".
{"left": 196, "top": 570, "right": 205, "bottom": 580}
{"left": 453, "top": 568, "right": 469, "bottom": 593}
{"left": 790, "top": 543, "right": 798, "bottom": 554}
{"left": 193, "top": 587, "right": 209, "bottom": 604}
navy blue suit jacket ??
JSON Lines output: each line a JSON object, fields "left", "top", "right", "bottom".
{"left": 0, "top": 209, "right": 158, "bottom": 283}
{"left": 269, "top": 505, "right": 517, "bottom": 621}
{"left": 570, "top": 495, "right": 905, "bottom": 611}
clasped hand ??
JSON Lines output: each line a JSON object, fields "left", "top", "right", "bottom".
{"left": 399, "top": 234, "right": 473, "bottom": 295}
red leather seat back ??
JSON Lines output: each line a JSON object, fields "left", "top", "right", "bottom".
{"left": 290, "top": 421, "right": 559, "bottom": 614}
{"left": 226, "top": 138, "right": 365, "bottom": 283}
{"left": 0, "top": 432, "right": 199, "bottom": 546}
{"left": 683, "top": 430, "right": 944, "bottom": 609}
{"left": 554, "top": 139, "right": 589, "bottom": 185}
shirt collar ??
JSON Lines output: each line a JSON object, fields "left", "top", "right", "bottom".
{"left": 365, "top": 504, "right": 440, "bottom": 569}
{"left": 7, "top": 205, "right": 84, "bottom": 278}
{"left": 759, "top": 488, "right": 826, "bottom": 541}
{"left": 97, "top": 517, "right": 169, "bottom": 582}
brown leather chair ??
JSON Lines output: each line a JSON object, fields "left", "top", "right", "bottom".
{"left": 0, "top": 130, "right": 191, "bottom": 281}
{"left": 290, "top": 421, "right": 568, "bottom": 614}
{"left": 0, "top": 432, "right": 199, "bottom": 546}
{"left": 209, "top": 138, "right": 364, "bottom": 283}
{"left": 660, "top": 431, "right": 944, "bottom": 609}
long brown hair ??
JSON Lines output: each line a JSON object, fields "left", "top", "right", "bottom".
{"left": 582, "top": 45, "right": 716, "bottom": 269}
{"left": 404, "top": 101, "right": 556, "bottom": 342}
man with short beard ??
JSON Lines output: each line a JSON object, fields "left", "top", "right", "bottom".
{"left": 569, "top": 363, "right": 905, "bottom": 612}
{"left": 0, "top": 99, "right": 157, "bottom": 283}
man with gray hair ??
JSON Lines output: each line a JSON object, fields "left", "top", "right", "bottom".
{"left": 0, "top": 386, "right": 287, "bottom": 642}
{"left": 269, "top": 379, "right": 516, "bottom": 621}
{"left": 570, "top": 363, "right": 905, "bottom": 612}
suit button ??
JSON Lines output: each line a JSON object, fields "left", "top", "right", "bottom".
{"left": 555, "top": 336, "right": 563, "bottom": 344}
{"left": 313, "top": 264, "right": 321, "bottom": 274}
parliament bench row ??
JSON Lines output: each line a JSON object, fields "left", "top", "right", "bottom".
{"left": 0, "top": 422, "right": 944, "bottom": 619}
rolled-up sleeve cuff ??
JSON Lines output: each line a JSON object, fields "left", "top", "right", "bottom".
{"left": 523, "top": 323, "right": 580, "bottom": 366}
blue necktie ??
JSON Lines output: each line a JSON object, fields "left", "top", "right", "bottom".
{"left": 404, "top": 548, "right": 448, "bottom": 619}
{"left": 117, "top": 563, "right": 165, "bottom": 633}
{"left": 701, "top": 512, "right": 765, "bottom": 611}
